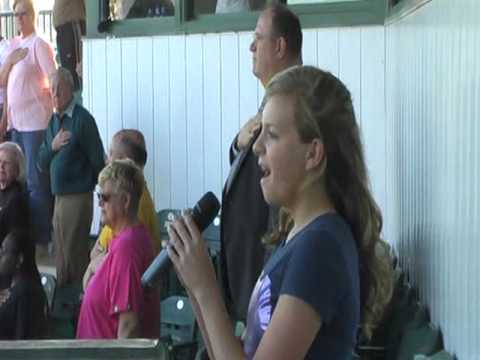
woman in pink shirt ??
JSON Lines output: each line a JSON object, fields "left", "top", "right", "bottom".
{"left": 77, "top": 160, "right": 159, "bottom": 339}
{"left": 0, "top": 0, "right": 57, "bottom": 247}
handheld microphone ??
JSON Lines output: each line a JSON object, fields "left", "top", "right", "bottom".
{"left": 141, "top": 192, "right": 221, "bottom": 288}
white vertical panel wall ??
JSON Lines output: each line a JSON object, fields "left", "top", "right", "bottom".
{"left": 385, "top": 0, "right": 480, "bottom": 358}
{"left": 83, "top": 26, "right": 386, "bottom": 215}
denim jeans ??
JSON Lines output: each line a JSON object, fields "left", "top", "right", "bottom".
{"left": 11, "top": 129, "right": 53, "bottom": 244}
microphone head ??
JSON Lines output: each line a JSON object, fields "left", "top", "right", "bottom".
{"left": 141, "top": 191, "right": 220, "bottom": 288}
{"left": 191, "top": 191, "right": 220, "bottom": 232}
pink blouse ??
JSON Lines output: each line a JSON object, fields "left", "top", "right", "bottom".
{"left": 6, "top": 33, "right": 56, "bottom": 132}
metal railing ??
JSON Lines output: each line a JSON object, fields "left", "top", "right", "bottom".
{"left": 0, "top": 10, "right": 56, "bottom": 45}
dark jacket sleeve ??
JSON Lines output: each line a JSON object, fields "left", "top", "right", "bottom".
{"left": 78, "top": 112, "right": 105, "bottom": 179}
{"left": 229, "top": 135, "right": 240, "bottom": 165}
{"left": 4, "top": 187, "right": 29, "bottom": 234}
{"left": 220, "top": 138, "right": 271, "bottom": 321}
{"left": 14, "top": 280, "right": 47, "bottom": 339}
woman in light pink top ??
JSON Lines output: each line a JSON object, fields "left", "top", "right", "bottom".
{"left": 0, "top": 0, "right": 56, "bottom": 246}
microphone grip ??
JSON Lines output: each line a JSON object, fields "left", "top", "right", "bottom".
{"left": 141, "top": 249, "right": 169, "bottom": 288}
{"left": 141, "top": 191, "right": 220, "bottom": 288}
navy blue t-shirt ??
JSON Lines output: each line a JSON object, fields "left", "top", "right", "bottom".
{"left": 243, "top": 214, "right": 360, "bottom": 359}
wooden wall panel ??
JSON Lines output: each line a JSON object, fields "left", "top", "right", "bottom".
{"left": 83, "top": 26, "right": 387, "bottom": 246}
{"left": 386, "top": 0, "right": 480, "bottom": 357}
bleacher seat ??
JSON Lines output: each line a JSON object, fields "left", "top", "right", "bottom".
{"left": 202, "top": 215, "right": 221, "bottom": 280}
{"left": 156, "top": 209, "right": 220, "bottom": 256}
{"left": 397, "top": 323, "right": 441, "bottom": 360}
{"left": 384, "top": 284, "right": 420, "bottom": 359}
{"left": 49, "top": 284, "right": 83, "bottom": 339}
{"left": 157, "top": 209, "right": 182, "bottom": 242}
{"left": 40, "top": 273, "right": 56, "bottom": 313}
{"left": 156, "top": 209, "right": 221, "bottom": 299}
{"left": 160, "top": 296, "right": 198, "bottom": 360}
{"left": 414, "top": 350, "right": 455, "bottom": 360}
{"left": 203, "top": 215, "right": 220, "bottom": 256}
{"left": 0, "top": 339, "right": 169, "bottom": 359}
{"left": 357, "top": 266, "right": 445, "bottom": 360}
{"left": 156, "top": 209, "right": 185, "bottom": 299}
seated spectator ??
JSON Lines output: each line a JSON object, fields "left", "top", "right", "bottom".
{"left": 82, "top": 129, "right": 160, "bottom": 290}
{"left": 215, "top": 0, "right": 264, "bottom": 14}
{"left": 215, "top": 0, "right": 247, "bottom": 14}
{"left": 77, "top": 159, "right": 159, "bottom": 339}
{"left": 0, "top": 230, "right": 47, "bottom": 339}
{"left": 0, "top": 142, "right": 28, "bottom": 246}
{"left": 116, "top": 0, "right": 174, "bottom": 19}
{"left": 111, "top": 0, "right": 136, "bottom": 19}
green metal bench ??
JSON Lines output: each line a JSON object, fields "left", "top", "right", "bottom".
{"left": 415, "top": 350, "right": 455, "bottom": 360}
{"left": 156, "top": 209, "right": 185, "bottom": 299}
{"left": 0, "top": 339, "right": 170, "bottom": 360}
{"left": 160, "top": 296, "right": 198, "bottom": 360}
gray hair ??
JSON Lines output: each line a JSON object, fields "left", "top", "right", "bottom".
{"left": 98, "top": 159, "right": 144, "bottom": 216}
{"left": 112, "top": 129, "right": 148, "bottom": 168}
{"left": 0, "top": 141, "right": 26, "bottom": 183}
{"left": 50, "top": 67, "right": 74, "bottom": 92}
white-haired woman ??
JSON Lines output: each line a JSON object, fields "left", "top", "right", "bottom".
{"left": 0, "top": 229, "right": 47, "bottom": 339}
{"left": 0, "top": 142, "right": 29, "bottom": 289}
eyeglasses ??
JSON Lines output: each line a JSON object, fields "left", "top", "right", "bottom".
{"left": 13, "top": 11, "right": 28, "bottom": 18}
{"left": 96, "top": 192, "right": 113, "bottom": 203}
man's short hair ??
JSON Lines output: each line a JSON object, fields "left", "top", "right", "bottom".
{"left": 113, "top": 129, "right": 148, "bottom": 168}
{"left": 50, "top": 67, "right": 75, "bottom": 92}
{"left": 267, "top": 4, "right": 302, "bottom": 60}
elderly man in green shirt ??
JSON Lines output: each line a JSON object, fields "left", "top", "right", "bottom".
{"left": 38, "top": 67, "right": 105, "bottom": 287}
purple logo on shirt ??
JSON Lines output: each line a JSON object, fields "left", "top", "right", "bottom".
{"left": 243, "top": 275, "right": 272, "bottom": 359}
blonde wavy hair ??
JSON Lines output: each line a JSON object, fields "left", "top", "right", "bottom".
{"left": 98, "top": 159, "right": 144, "bottom": 217}
{"left": 12, "top": 0, "right": 37, "bottom": 25}
{"left": 263, "top": 65, "right": 394, "bottom": 338}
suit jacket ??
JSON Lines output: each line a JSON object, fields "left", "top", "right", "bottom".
{"left": 220, "top": 128, "right": 272, "bottom": 322}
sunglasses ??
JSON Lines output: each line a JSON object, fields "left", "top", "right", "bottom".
{"left": 13, "top": 11, "right": 28, "bottom": 18}
{"left": 96, "top": 192, "right": 113, "bottom": 203}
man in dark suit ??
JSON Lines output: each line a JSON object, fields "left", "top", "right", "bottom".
{"left": 220, "top": 4, "right": 303, "bottom": 322}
